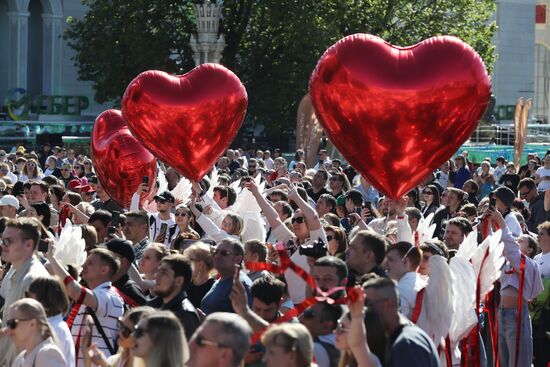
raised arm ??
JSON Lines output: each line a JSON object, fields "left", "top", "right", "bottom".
{"left": 287, "top": 185, "right": 322, "bottom": 231}
{"left": 245, "top": 181, "right": 283, "bottom": 230}
{"left": 348, "top": 288, "right": 381, "bottom": 367}
{"left": 190, "top": 195, "right": 230, "bottom": 242}
{"left": 46, "top": 241, "right": 98, "bottom": 310}
{"left": 488, "top": 208, "right": 521, "bottom": 269}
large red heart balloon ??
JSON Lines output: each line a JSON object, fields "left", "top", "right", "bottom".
{"left": 91, "top": 109, "right": 157, "bottom": 209}
{"left": 121, "top": 64, "right": 248, "bottom": 181}
{"left": 309, "top": 34, "right": 491, "bottom": 199}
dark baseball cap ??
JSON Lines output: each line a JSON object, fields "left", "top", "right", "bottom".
{"left": 106, "top": 238, "right": 135, "bottom": 263}
{"left": 153, "top": 190, "right": 175, "bottom": 203}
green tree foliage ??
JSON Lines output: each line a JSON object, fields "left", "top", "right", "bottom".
{"left": 65, "top": 0, "right": 496, "bottom": 140}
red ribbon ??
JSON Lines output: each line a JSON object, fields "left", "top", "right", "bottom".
{"left": 246, "top": 244, "right": 361, "bottom": 344}
{"left": 514, "top": 254, "right": 526, "bottom": 367}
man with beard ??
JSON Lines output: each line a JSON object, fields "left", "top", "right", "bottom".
{"left": 443, "top": 217, "right": 473, "bottom": 251}
{"left": 369, "top": 196, "right": 398, "bottom": 235}
{"left": 309, "top": 256, "right": 348, "bottom": 299}
{"left": 147, "top": 253, "right": 200, "bottom": 340}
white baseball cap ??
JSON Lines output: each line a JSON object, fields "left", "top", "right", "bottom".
{"left": 0, "top": 195, "right": 20, "bottom": 210}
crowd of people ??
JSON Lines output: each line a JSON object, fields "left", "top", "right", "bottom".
{"left": 0, "top": 142, "right": 549, "bottom": 367}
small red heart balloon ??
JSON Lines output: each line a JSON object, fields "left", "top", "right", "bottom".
{"left": 309, "top": 34, "right": 491, "bottom": 199}
{"left": 121, "top": 64, "right": 248, "bottom": 181}
{"left": 91, "top": 109, "right": 158, "bottom": 209}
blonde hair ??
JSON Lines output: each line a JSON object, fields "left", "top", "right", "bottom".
{"left": 140, "top": 311, "right": 189, "bottom": 367}
{"left": 224, "top": 213, "right": 244, "bottom": 237}
{"left": 10, "top": 298, "right": 55, "bottom": 341}
{"left": 261, "top": 323, "right": 313, "bottom": 367}
{"left": 183, "top": 242, "right": 215, "bottom": 271}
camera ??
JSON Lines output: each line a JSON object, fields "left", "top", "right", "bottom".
{"left": 299, "top": 239, "right": 327, "bottom": 259}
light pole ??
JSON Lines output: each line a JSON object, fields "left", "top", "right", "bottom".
{"left": 190, "top": 0, "right": 226, "bottom": 65}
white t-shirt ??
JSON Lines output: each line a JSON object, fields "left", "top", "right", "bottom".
{"left": 272, "top": 224, "right": 327, "bottom": 303}
{"left": 536, "top": 167, "right": 550, "bottom": 192}
{"left": 504, "top": 212, "right": 523, "bottom": 238}
{"left": 149, "top": 214, "right": 176, "bottom": 247}
{"left": 71, "top": 282, "right": 124, "bottom": 367}
{"left": 534, "top": 252, "right": 550, "bottom": 278}
{"left": 398, "top": 272, "right": 427, "bottom": 320}
{"left": 49, "top": 314, "right": 75, "bottom": 367}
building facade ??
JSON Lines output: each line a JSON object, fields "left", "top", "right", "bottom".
{"left": 0, "top": 0, "right": 105, "bottom": 120}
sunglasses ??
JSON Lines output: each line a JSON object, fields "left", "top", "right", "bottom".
{"left": 334, "top": 320, "right": 349, "bottom": 334}
{"left": 519, "top": 191, "right": 530, "bottom": 198}
{"left": 26, "top": 163, "right": 35, "bottom": 167}
{"left": 6, "top": 318, "right": 32, "bottom": 329}
{"left": 133, "top": 325, "right": 148, "bottom": 339}
{"left": 194, "top": 335, "right": 227, "bottom": 348}
{"left": 155, "top": 199, "right": 167, "bottom": 204}
{"left": 422, "top": 191, "right": 433, "bottom": 195}
{"left": 291, "top": 216, "right": 305, "bottom": 224}
{"left": 326, "top": 235, "right": 334, "bottom": 241}
{"left": 175, "top": 211, "right": 188, "bottom": 217}
{"left": 211, "top": 248, "right": 234, "bottom": 256}
{"left": 117, "top": 319, "right": 133, "bottom": 338}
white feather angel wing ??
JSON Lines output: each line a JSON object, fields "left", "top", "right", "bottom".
{"left": 416, "top": 255, "right": 454, "bottom": 346}
{"left": 417, "top": 213, "right": 436, "bottom": 244}
{"left": 54, "top": 220, "right": 87, "bottom": 273}
{"left": 157, "top": 167, "right": 168, "bottom": 194}
{"left": 207, "top": 168, "right": 219, "bottom": 197}
{"left": 170, "top": 176, "right": 192, "bottom": 204}
{"left": 456, "top": 228, "right": 479, "bottom": 261}
{"left": 232, "top": 185, "right": 266, "bottom": 242}
{"left": 448, "top": 256, "right": 478, "bottom": 342}
{"left": 471, "top": 230, "right": 505, "bottom": 300}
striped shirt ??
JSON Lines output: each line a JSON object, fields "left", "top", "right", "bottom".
{"left": 71, "top": 282, "right": 124, "bottom": 367}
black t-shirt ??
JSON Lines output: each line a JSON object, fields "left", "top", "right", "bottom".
{"left": 187, "top": 278, "right": 216, "bottom": 309}
{"left": 386, "top": 323, "right": 440, "bottom": 367}
{"left": 499, "top": 173, "right": 520, "bottom": 194}
{"left": 307, "top": 187, "right": 330, "bottom": 203}
{"left": 113, "top": 275, "right": 147, "bottom": 306}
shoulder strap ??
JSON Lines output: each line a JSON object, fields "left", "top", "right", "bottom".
{"left": 112, "top": 286, "right": 139, "bottom": 308}
{"left": 86, "top": 306, "right": 116, "bottom": 355}
{"left": 411, "top": 288, "right": 426, "bottom": 324}
{"left": 514, "top": 254, "right": 527, "bottom": 367}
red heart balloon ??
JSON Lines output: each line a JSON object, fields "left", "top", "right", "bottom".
{"left": 309, "top": 34, "right": 491, "bottom": 199}
{"left": 121, "top": 64, "right": 248, "bottom": 181}
{"left": 91, "top": 109, "right": 158, "bottom": 209}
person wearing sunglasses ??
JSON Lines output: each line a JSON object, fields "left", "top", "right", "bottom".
{"left": 6, "top": 298, "right": 66, "bottom": 367}
{"left": 131, "top": 311, "right": 189, "bottom": 367}
{"left": 170, "top": 205, "right": 199, "bottom": 249}
{"left": 59, "top": 163, "right": 77, "bottom": 188}
{"left": 246, "top": 180, "right": 328, "bottom": 304}
{"left": 18, "top": 158, "right": 43, "bottom": 183}
{"left": 420, "top": 185, "right": 442, "bottom": 218}
{"left": 200, "top": 238, "right": 253, "bottom": 315}
{"left": 188, "top": 312, "right": 251, "bottom": 367}
{"left": 0, "top": 218, "right": 51, "bottom": 365}
{"left": 84, "top": 306, "right": 155, "bottom": 367}
{"left": 519, "top": 178, "right": 550, "bottom": 233}
{"left": 27, "top": 276, "right": 75, "bottom": 367}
